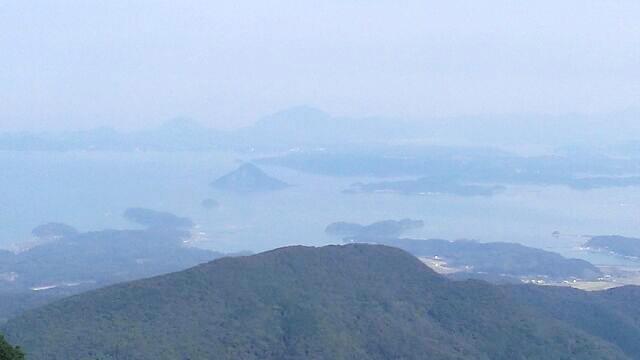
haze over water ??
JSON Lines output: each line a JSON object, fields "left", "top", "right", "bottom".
{"left": 3, "top": 148, "right": 639, "bottom": 267}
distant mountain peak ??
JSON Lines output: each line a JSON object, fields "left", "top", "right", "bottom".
{"left": 211, "top": 163, "right": 289, "bottom": 192}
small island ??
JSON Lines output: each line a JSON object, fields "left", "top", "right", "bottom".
{"left": 123, "top": 208, "right": 194, "bottom": 229}
{"left": 211, "top": 163, "right": 289, "bottom": 192}
{"left": 325, "top": 219, "right": 424, "bottom": 238}
{"left": 31, "top": 223, "right": 78, "bottom": 240}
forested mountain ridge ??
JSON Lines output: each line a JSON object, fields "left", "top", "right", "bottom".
{"left": 3, "top": 244, "right": 631, "bottom": 360}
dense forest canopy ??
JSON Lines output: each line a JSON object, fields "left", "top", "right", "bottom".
{"left": 0, "top": 335, "right": 23, "bottom": 360}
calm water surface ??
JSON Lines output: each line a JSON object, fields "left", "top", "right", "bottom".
{"left": 1, "top": 150, "right": 639, "bottom": 266}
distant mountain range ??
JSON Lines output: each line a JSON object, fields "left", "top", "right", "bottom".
{"left": 5, "top": 107, "right": 640, "bottom": 192}
{"left": 3, "top": 107, "right": 640, "bottom": 152}
{"left": 4, "top": 244, "right": 640, "bottom": 359}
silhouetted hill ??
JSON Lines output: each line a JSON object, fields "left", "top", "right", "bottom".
{"left": 123, "top": 207, "right": 194, "bottom": 229}
{"left": 0, "top": 119, "right": 228, "bottom": 151}
{"left": 234, "top": 106, "right": 376, "bottom": 148}
{"left": 4, "top": 109, "right": 640, "bottom": 152}
{"left": 31, "top": 223, "right": 78, "bottom": 240}
{"left": 325, "top": 219, "right": 424, "bottom": 238}
{"left": 3, "top": 245, "right": 626, "bottom": 360}
{"left": 211, "top": 163, "right": 289, "bottom": 192}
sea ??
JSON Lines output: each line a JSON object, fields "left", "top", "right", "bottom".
{"left": 1, "top": 150, "right": 639, "bottom": 267}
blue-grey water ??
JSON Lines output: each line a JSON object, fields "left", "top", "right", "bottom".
{"left": 1, "top": 150, "right": 639, "bottom": 266}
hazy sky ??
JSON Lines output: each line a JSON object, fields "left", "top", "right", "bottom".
{"left": 1, "top": 0, "right": 638, "bottom": 131}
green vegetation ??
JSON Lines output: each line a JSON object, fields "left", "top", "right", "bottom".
{"left": 0, "top": 334, "right": 23, "bottom": 360}
{"left": 0, "top": 228, "right": 222, "bottom": 292}
{"left": 0, "top": 291, "right": 70, "bottom": 324}
{"left": 2, "top": 244, "right": 629, "bottom": 359}
{"left": 504, "top": 285, "right": 640, "bottom": 358}
{"left": 0, "top": 218, "right": 227, "bottom": 323}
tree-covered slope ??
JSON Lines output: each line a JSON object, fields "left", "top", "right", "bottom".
{"left": 504, "top": 285, "right": 640, "bottom": 359}
{"left": 0, "top": 212, "right": 230, "bottom": 323}
{"left": 1, "top": 229, "right": 218, "bottom": 288}
{"left": 0, "top": 334, "right": 23, "bottom": 360}
{"left": 3, "top": 245, "right": 626, "bottom": 360}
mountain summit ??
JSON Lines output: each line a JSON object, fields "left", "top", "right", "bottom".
{"left": 3, "top": 244, "right": 629, "bottom": 360}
